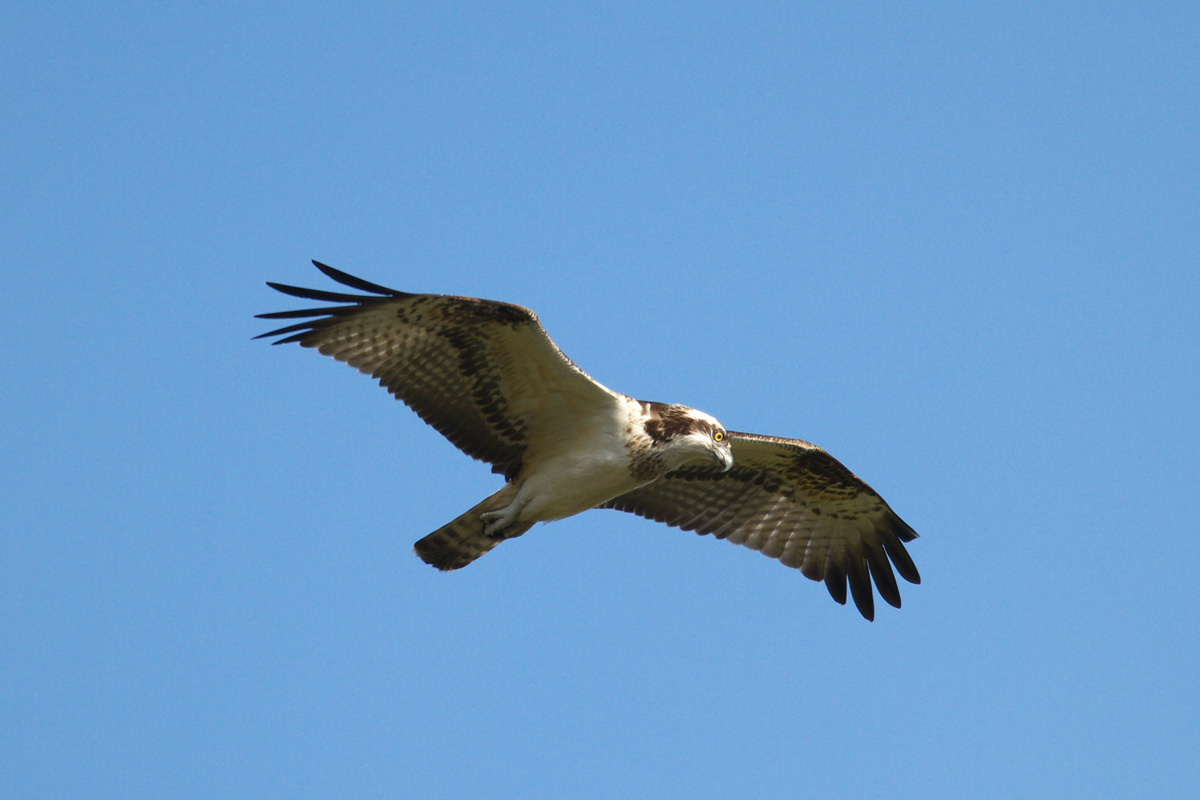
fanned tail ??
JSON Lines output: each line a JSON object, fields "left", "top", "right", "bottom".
{"left": 414, "top": 493, "right": 533, "bottom": 571}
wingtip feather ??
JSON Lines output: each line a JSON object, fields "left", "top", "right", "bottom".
{"left": 869, "top": 556, "right": 903, "bottom": 610}
{"left": 882, "top": 532, "right": 921, "bottom": 585}
{"left": 265, "top": 280, "right": 372, "bottom": 304}
{"left": 255, "top": 320, "right": 320, "bottom": 340}
{"left": 892, "top": 514, "right": 919, "bottom": 542}
{"left": 824, "top": 563, "right": 848, "bottom": 606}
{"left": 311, "top": 260, "right": 403, "bottom": 296}
{"left": 847, "top": 561, "right": 875, "bottom": 621}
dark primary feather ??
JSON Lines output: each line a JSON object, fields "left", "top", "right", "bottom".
{"left": 256, "top": 261, "right": 619, "bottom": 478}
{"left": 602, "top": 430, "right": 920, "bottom": 621}
{"left": 310, "top": 260, "right": 404, "bottom": 296}
{"left": 262, "top": 260, "right": 404, "bottom": 304}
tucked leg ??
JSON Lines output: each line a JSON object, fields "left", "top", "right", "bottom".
{"left": 480, "top": 495, "right": 529, "bottom": 538}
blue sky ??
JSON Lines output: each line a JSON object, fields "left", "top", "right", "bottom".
{"left": 3, "top": 2, "right": 1197, "bottom": 797}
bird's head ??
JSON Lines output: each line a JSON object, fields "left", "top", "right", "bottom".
{"left": 643, "top": 403, "right": 734, "bottom": 473}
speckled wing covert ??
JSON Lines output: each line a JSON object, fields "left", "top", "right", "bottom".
{"left": 255, "top": 260, "right": 621, "bottom": 480}
{"left": 601, "top": 431, "right": 920, "bottom": 620}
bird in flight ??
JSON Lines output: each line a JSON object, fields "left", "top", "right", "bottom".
{"left": 257, "top": 261, "right": 921, "bottom": 619}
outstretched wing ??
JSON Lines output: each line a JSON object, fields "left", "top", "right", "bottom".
{"left": 257, "top": 261, "right": 622, "bottom": 478}
{"left": 601, "top": 431, "right": 920, "bottom": 620}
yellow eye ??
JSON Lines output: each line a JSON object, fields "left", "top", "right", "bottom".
{"left": 714, "top": 431, "right": 724, "bottom": 442}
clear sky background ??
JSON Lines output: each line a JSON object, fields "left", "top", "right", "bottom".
{"left": 3, "top": 2, "right": 1197, "bottom": 798}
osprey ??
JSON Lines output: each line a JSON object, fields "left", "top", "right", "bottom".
{"left": 257, "top": 261, "right": 921, "bottom": 620}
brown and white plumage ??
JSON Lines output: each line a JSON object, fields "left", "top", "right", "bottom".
{"left": 601, "top": 432, "right": 919, "bottom": 621}
{"left": 257, "top": 261, "right": 921, "bottom": 619}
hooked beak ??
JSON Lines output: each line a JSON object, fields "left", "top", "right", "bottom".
{"left": 716, "top": 447, "right": 734, "bottom": 473}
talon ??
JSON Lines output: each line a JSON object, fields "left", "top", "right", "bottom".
{"left": 479, "top": 496, "right": 528, "bottom": 539}
{"left": 481, "top": 509, "right": 513, "bottom": 538}
{"left": 484, "top": 521, "right": 511, "bottom": 539}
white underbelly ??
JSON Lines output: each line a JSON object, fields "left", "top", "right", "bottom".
{"left": 516, "top": 434, "right": 648, "bottom": 522}
{"left": 512, "top": 394, "right": 646, "bottom": 523}
{"left": 517, "top": 450, "right": 639, "bottom": 522}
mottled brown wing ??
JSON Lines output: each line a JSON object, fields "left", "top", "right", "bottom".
{"left": 601, "top": 431, "right": 920, "bottom": 620}
{"left": 257, "top": 261, "right": 622, "bottom": 477}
